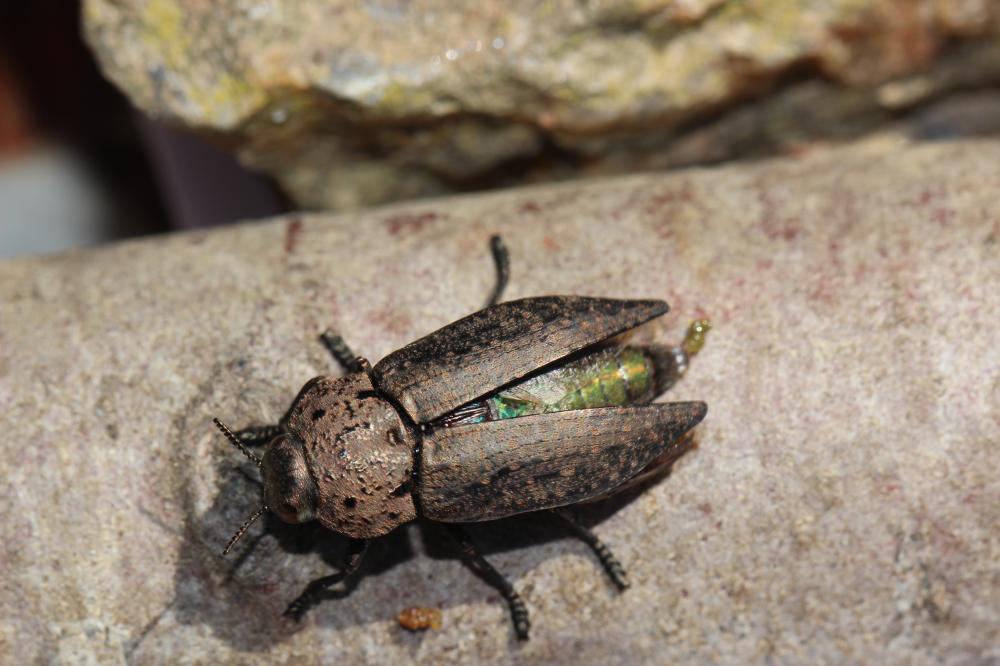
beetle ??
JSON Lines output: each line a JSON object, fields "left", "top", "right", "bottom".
{"left": 213, "top": 236, "right": 709, "bottom": 640}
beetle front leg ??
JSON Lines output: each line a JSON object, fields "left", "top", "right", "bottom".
{"left": 551, "top": 509, "right": 629, "bottom": 591}
{"left": 284, "top": 538, "right": 370, "bottom": 620}
{"left": 235, "top": 329, "right": 372, "bottom": 443}
{"left": 318, "top": 329, "right": 370, "bottom": 374}
{"left": 444, "top": 524, "right": 530, "bottom": 641}
{"left": 233, "top": 424, "right": 282, "bottom": 447}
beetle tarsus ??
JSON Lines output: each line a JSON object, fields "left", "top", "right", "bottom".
{"left": 283, "top": 538, "right": 370, "bottom": 621}
{"left": 485, "top": 235, "right": 510, "bottom": 308}
{"left": 445, "top": 524, "right": 530, "bottom": 640}
{"left": 233, "top": 424, "right": 282, "bottom": 447}
{"left": 319, "top": 329, "right": 366, "bottom": 374}
{"left": 551, "top": 509, "right": 630, "bottom": 590}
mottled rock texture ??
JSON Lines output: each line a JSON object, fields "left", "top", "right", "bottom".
{"left": 83, "top": 0, "right": 1000, "bottom": 209}
{"left": 1, "top": 139, "right": 998, "bottom": 664}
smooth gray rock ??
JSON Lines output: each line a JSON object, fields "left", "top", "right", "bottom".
{"left": 1, "top": 139, "right": 998, "bottom": 664}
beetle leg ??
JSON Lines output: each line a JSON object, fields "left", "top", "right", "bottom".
{"left": 484, "top": 235, "right": 510, "bottom": 308}
{"left": 284, "top": 538, "right": 370, "bottom": 620}
{"left": 550, "top": 509, "right": 629, "bottom": 591}
{"left": 318, "top": 329, "right": 367, "bottom": 374}
{"left": 444, "top": 524, "right": 530, "bottom": 641}
{"left": 233, "top": 424, "right": 282, "bottom": 447}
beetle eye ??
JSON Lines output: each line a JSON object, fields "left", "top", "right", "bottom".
{"left": 260, "top": 434, "right": 318, "bottom": 524}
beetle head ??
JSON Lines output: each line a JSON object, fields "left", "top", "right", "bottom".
{"left": 212, "top": 417, "right": 318, "bottom": 555}
{"left": 260, "top": 433, "right": 317, "bottom": 524}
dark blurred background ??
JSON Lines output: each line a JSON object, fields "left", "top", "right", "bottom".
{"left": 0, "top": 3, "right": 286, "bottom": 259}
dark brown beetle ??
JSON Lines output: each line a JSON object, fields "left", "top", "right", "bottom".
{"left": 214, "top": 237, "right": 709, "bottom": 640}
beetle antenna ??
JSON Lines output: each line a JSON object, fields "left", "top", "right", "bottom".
{"left": 222, "top": 504, "right": 268, "bottom": 555}
{"left": 213, "top": 417, "right": 263, "bottom": 467}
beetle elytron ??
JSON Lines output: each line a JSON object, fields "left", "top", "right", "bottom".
{"left": 214, "top": 236, "right": 709, "bottom": 640}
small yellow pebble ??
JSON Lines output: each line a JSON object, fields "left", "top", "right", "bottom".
{"left": 397, "top": 607, "right": 443, "bottom": 631}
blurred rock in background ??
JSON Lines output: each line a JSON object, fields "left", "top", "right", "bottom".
{"left": 84, "top": 0, "right": 1000, "bottom": 211}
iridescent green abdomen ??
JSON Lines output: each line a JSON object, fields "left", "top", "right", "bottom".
{"left": 488, "top": 346, "right": 656, "bottom": 420}
{"left": 437, "top": 345, "right": 665, "bottom": 427}
{"left": 434, "top": 319, "right": 711, "bottom": 428}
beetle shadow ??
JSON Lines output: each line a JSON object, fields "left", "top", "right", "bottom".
{"left": 170, "top": 458, "right": 416, "bottom": 651}
{"left": 170, "top": 439, "right": 692, "bottom": 652}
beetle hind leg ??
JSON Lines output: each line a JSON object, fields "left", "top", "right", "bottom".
{"left": 551, "top": 509, "right": 629, "bottom": 591}
{"left": 484, "top": 235, "right": 510, "bottom": 308}
{"left": 284, "top": 538, "right": 370, "bottom": 621}
{"left": 444, "top": 524, "right": 530, "bottom": 641}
